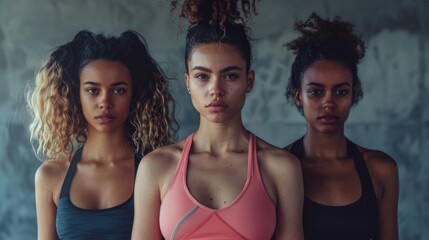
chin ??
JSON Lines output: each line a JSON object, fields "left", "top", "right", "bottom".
{"left": 318, "top": 126, "right": 342, "bottom": 135}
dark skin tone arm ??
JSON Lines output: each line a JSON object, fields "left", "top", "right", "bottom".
{"left": 362, "top": 148, "right": 399, "bottom": 240}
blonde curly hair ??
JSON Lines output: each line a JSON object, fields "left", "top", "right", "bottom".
{"left": 27, "top": 30, "right": 176, "bottom": 160}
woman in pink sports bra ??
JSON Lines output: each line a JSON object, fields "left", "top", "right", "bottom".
{"left": 132, "top": 1, "right": 304, "bottom": 239}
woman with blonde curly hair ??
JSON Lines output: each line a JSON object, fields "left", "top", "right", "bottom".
{"left": 132, "top": 0, "right": 304, "bottom": 239}
{"left": 28, "top": 30, "right": 175, "bottom": 240}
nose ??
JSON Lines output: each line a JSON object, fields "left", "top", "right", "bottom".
{"left": 98, "top": 92, "right": 112, "bottom": 110}
{"left": 322, "top": 92, "right": 335, "bottom": 110}
{"left": 209, "top": 78, "right": 225, "bottom": 98}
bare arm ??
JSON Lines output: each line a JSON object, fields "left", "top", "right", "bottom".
{"left": 272, "top": 153, "right": 304, "bottom": 240}
{"left": 131, "top": 154, "right": 164, "bottom": 239}
{"left": 377, "top": 157, "right": 399, "bottom": 240}
{"left": 35, "top": 164, "right": 59, "bottom": 240}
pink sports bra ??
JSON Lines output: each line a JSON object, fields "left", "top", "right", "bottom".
{"left": 159, "top": 132, "right": 276, "bottom": 240}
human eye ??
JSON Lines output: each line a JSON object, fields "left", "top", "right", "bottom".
{"left": 113, "top": 88, "right": 125, "bottom": 95}
{"left": 224, "top": 73, "right": 239, "bottom": 81}
{"left": 307, "top": 88, "right": 323, "bottom": 96}
{"left": 85, "top": 88, "right": 99, "bottom": 95}
{"left": 194, "top": 73, "right": 209, "bottom": 81}
{"left": 335, "top": 89, "right": 350, "bottom": 96}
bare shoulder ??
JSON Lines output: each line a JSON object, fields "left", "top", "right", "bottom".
{"left": 36, "top": 157, "right": 68, "bottom": 183}
{"left": 137, "top": 138, "right": 187, "bottom": 193}
{"left": 283, "top": 143, "right": 293, "bottom": 152}
{"left": 254, "top": 136, "right": 303, "bottom": 208}
{"left": 358, "top": 145, "right": 398, "bottom": 183}
{"left": 256, "top": 137, "right": 301, "bottom": 174}
{"left": 139, "top": 139, "right": 185, "bottom": 171}
{"left": 35, "top": 157, "right": 69, "bottom": 198}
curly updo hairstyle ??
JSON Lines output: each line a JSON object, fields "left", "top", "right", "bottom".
{"left": 171, "top": 0, "right": 257, "bottom": 71}
{"left": 28, "top": 30, "right": 176, "bottom": 160}
{"left": 286, "top": 12, "right": 366, "bottom": 112}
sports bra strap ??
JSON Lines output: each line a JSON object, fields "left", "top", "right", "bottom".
{"left": 346, "top": 140, "right": 379, "bottom": 238}
{"left": 59, "top": 147, "right": 83, "bottom": 198}
{"left": 179, "top": 133, "right": 196, "bottom": 172}
{"left": 290, "top": 137, "right": 305, "bottom": 159}
{"left": 249, "top": 132, "right": 258, "bottom": 179}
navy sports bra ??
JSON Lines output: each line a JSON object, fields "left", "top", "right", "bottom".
{"left": 56, "top": 147, "right": 140, "bottom": 240}
{"left": 290, "top": 137, "right": 378, "bottom": 240}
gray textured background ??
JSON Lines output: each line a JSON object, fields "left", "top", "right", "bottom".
{"left": 0, "top": 0, "right": 427, "bottom": 239}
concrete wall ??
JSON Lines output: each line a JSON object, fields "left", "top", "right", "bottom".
{"left": 0, "top": 0, "right": 427, "bottom": 239}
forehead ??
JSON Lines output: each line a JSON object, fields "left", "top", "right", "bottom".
{"left": 302, "top": 60, "right": 353, "bottom": 85}
{"left": 188, "top": 43, "right": 246, "bottom": 70}
{"left": 79, "top": 59, "right": 131, "bottom": 83}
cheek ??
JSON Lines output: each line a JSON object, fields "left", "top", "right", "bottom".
{"left": 189, "top": 92, "right": 207, "bottom": 111}
{"left": 339, "top": 96, "right": 354, "bottom": 108}
{"left": 300, "top": 95, "right": 314, "bottom": 108}
{"left": 119, "top": 96, "right": 132, "bottom": 110}
{"left": 79, "top": 89, "right": 90, "bottom": 104}
{"left": 189, "top": 83, "right": 207, "bottom": 97}
{"left": 190, "top": 81, "right": 208, "bottom": 90}
{"left": 302, "top": 106, "right": 313, "bottom": 118}
{"left": 340, "top": 102, "right": 353, "bottom": 115}
{"left": 190, "top": 92, "right": 204, "bottom": 106}
{"left": 79, "top": 100, "right": 91, "bottom": 122}
{"left": 79, "top": 95, "right": 90, "bottom": 111}
{"left": 300, "top": 99, "right": 319, "bottom": 117}
{"left": 229, "top": 83, "right": 247, "bottom": 94}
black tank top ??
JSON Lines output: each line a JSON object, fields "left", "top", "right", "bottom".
{"left": 290, "top": 137, "right": 378, "bottom": 240}
{"left": 56, "top": 147, "right": 140, "bottom": 240}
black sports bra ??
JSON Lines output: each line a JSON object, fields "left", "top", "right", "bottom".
{"left": 290, "top": 137, "right": 379, "bottom": 240}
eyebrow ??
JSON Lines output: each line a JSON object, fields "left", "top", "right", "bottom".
{"left": 82, "top": 81, "right": 129, "bottom": 86}
{"left": 191, "top": 66, "right": 242, "bottom": 73}
{"left": 306, "top": 82, "right": 351, "bottom": 88}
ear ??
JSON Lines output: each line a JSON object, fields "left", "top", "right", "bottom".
{"left": 246, "top": 70, "right": 255, "bottom": 93}
{"left": 294, "top": 88, "right": 303, "bottom": 107}
{"left": 184, "top": 73, "right": 190, "bottom": 93}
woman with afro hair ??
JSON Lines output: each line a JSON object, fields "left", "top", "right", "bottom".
{"left": 284, "top": 13, "right": 399, "bottom": 240}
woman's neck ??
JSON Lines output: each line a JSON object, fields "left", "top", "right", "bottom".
{"left": 82, "top": 129, "right": 134, "bottom": 162}
{"left": 303, "top": 129, "right": 348, "bottom": 161}
{"left": 193, "top": 119, "right": 249, "bottom": 155}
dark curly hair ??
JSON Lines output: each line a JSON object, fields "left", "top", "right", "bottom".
{"left": 285, "top": 12, "right": 366, "bottom": 112}
{"left": 28, "top": 30, "right": 176, "bottom": 160}
{"left": 171, "top": 0, "right": 257, "bottom": 71}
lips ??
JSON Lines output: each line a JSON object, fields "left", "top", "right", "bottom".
{"left": 206, "top": 101, "right": 228, "bottom": 112}
{"left": 95, "top": 113, "right": 115, "bottom": 124}
{"left": 317, "top": 114, "right": 339, "bottom": 124}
